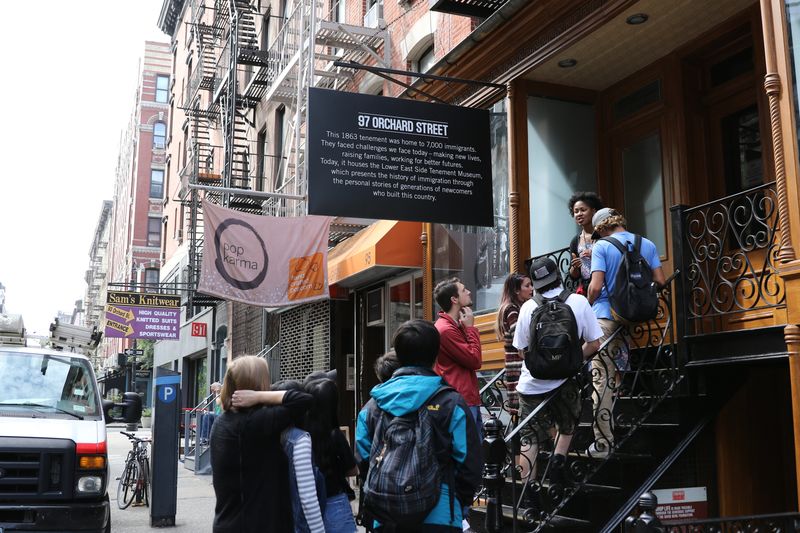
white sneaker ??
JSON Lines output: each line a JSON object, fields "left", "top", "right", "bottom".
{"left": 585, "top": 442, "right": 611, "bottom": 459}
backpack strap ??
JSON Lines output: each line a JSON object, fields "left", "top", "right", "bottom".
{"left": 633, "top": 234, "right": 643, "bottom": 253}
{"left": 556, "top": 289, "right": 570, "bottom": 303}
{"left": 601, "top": 235, "right": 628, "bottom": 255}
{"left": 425, "top": 385, "right": 458, "bottom": 524}
{"left": 533, "top": 293, "right": 544, "bottom": 306}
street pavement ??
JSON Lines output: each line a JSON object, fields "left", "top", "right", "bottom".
{"left": 107, "top": 425, "right": 215, "bottom": 532}
{"left": 107, "top": 424, "right": 365, "bottom": 532}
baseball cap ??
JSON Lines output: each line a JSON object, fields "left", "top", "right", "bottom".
{"left": 529, "top": 257, "right": 559, "bottom": 290}
{"left": 592, "top": 207, "right": 617, "bottom": 228}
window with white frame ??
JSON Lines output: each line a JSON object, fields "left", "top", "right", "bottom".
{"left": 156, "top": 75, "right": 169, "bottom": 103}
{"left": 153, "top": 122, "right": 166, "bottom": 149}
{"left": 147, "top": 217, "right": 162, "bottom": 247}
{"left": 150, "top": 169, "right": 164, "bottom": 199}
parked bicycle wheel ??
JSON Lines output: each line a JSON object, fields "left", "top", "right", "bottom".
{"left": 140, "top": 456, "right": 151, "bottom": 507}
{"left": 117, "top": 458, "right": 139, "bottom": 509}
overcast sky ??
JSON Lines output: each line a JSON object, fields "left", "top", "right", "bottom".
{"left": 0, "top": 0, "right": 167, "bottom": 336}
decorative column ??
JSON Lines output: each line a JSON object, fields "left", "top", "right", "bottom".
{"left": 507, "top": 81, "right": 521, "bottom": 273}
{"left": 761, "top": 0, "right": 796, "bottom": 263}
{"left": 784, "top": 324, "right": 800, "bottom": 510}
{"left": 422, "top": 223, "right": 433, "bottom": 321}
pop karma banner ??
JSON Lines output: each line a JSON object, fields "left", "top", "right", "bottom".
{"left": 105, "top": 291, "right": 180, "bottom": 340}
{"left": 198, "top": 201, "right": 332, "bottom": 306}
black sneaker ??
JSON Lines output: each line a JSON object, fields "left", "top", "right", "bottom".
{"left": 547, "top": 454, "right": 567, "bottom": 485}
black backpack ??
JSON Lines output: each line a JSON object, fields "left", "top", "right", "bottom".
{"left": 524, "top": 290, "right": 583, "bottom": 380}
{"left": 362, "top": 386, "right": 455, "bottom": 529}
{"left": 601, "top": 235, "right": 659, "bottom": 323}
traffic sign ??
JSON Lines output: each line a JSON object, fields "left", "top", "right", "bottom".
{"left": 124, "top": 348, "right": 144, "bottom": 356}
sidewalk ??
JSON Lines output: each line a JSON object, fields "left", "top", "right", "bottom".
{"left": 108, "top": 426, "right": 216, "bottom": 532}
{"left": 108, "top": 425, "right": 366, "bottom": 532}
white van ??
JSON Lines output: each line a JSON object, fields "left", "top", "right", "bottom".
{"left": 0, "top": 315, "right": 139, "bottom": 532}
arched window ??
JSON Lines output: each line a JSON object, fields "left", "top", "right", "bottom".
{"left": 417, "top": 44, "right": 435, "bottom": 74}
{"left": 153, "top": 122, "right": 166, "bottom": 149}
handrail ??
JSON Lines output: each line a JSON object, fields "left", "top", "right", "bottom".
{"left": 476, "top": 272, "right": 682, "bottom": 532}
{"left": 665, "top": 512, "right": 800, "bottom": 531}
{"left": 479, "top": 367, "right": 506, "bottom": 395}
{"left": 684, "top": 180, "right": 775, "bottom": 213}
{"left": 502, "top": 325, "right": 626, "bottom": 443}
{"left": 256, "top": 341, "right": 281, "bottom": 359}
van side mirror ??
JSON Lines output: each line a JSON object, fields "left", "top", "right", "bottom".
{"left": 102, "top": 400, "right": 115, "bottom": 424}
{"left": 121, "top": 392, "right": 143, "bottom": 423}
{"left": 102, "top": 392, "right": 143, "bottom": 425}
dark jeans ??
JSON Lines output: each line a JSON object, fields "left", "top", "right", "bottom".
{"left": 199, "top": 412, "right": 217, "bottom": 443}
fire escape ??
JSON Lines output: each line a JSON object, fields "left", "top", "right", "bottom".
{"left": 179, "top": 0, "right": 389, "bottom": 314}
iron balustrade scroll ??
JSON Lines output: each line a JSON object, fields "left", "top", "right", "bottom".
{"left": 476, "top": 275, "right": 681, "bottom": 532}
{"left": 524, "top": 247, "right": 582, "bottom": 294}
{"left": 674, "top": 182, "right": 785, "bottom": 335}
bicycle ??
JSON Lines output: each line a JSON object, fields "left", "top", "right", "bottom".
{"left": 117, "top": 431, "right": 152, "bottom": 509}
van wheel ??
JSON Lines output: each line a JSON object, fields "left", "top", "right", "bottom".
{"left": 104, "top": 516, "right": 111, "bottom": 533}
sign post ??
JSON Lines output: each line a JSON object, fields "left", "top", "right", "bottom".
{"left": 150, "top": 368, "right": 180, "bottom": 527}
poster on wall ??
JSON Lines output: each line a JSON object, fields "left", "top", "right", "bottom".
{"left": 652, "top": 486, "right": 708, "bottom": 522}
{"left": 198, "top": 200, "right": 333, "bottom": 306}
{"left": 307, "top": 88, "right": 494, "bottom": 227}
{"left": 104, "top": 291, "right": 180, "bottom": 340}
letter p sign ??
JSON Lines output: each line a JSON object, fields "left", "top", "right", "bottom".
{"left": 159, "top": 385, "right": 177, "bottom": 403}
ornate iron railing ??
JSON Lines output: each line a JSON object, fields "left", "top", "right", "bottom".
{"left": 476, "top": 277, "right": 680, "bottom": 531}
{"left": 673, "top": 182, "right": 785, "bottom": 335}
{"left": 664, "top": 512, "right": 800, "bottom": 532}
{"left": 524, "top": 247, "right": 581, "bottom": 294}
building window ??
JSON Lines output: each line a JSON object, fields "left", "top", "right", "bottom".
{"left": 147, "top": 217, "right": 162, "bottom": 247}
{"left": 150, "top": 169, "right": 164, "bottom": 199}
{"left": 145, "top": 268, "right": 160, "bottom": 288}
{"left": 274, "top": 106, "right": 286, "bottom": 190}
{"left": 156, "top": 75, "right": 169, "bottom": 103}
{"left": 364, "top": 0, "right": 383, "bottom": 28}
{"left": 431, "top": 101, "right": 509, "bottom": 314}
{"left": 153, "top": 122, "right": 166, "bottom": 149}
{"left": 416, "top": 44, "right": 435, "bottom": 74}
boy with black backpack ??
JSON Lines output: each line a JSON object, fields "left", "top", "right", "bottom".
{"left": 587, "top": 208, "right": 666, "bottom": 458}
{"left": 356, "top": 319, "right": 482, "bottom": 533}
{"left": 513, "top": 258, "right": 602, "bottom": 486}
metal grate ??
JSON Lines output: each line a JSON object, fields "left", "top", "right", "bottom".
{"left": 428, "top": 0, "right": 506, "bottom": 18}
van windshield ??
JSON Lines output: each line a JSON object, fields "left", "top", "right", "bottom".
{"left": 0, "top": 351, "right": 101, "bottom": 419}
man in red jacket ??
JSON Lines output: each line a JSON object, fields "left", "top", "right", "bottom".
{"left": 433, "top": 277, "right": 483, "bottom": 438}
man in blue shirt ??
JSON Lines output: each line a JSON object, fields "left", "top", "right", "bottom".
{"left": 586, "top": 208, "right": 666, "bottom": 458}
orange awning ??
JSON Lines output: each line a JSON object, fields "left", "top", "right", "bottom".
{"left": 328, "top": 221, "right": 422, "bottom": 287}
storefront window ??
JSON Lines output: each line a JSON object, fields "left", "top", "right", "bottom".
{"left": 528, "top": 96, "right": 596, "bottom": 257}
{"left": 785, "top": 3, "right": 800, "bottom": 159}
{"left": 431, "top": 100, "right": 509, "bottom": 314}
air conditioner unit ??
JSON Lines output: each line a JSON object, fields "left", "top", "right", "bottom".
{"left": 364, "top": 2, "right": 384, "bottom": 28}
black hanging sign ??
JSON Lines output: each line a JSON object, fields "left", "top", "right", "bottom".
{"left": 307, "top": 88, "right": 494, "bottom": 226}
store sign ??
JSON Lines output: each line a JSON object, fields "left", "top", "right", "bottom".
{"left": 191, "top": 322, "right": 207, "bottom": 337}
{"left": 652, "top": 486, "right": 708, "bottom": 522}
{"left": 198, "top": 201, "right": 332, "bottom": 306}
{"left": 307, "top": 88, "right": 494, "bottom": 227}
{"left": 104, "top": 291, "right": 180, "bottom": 340}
